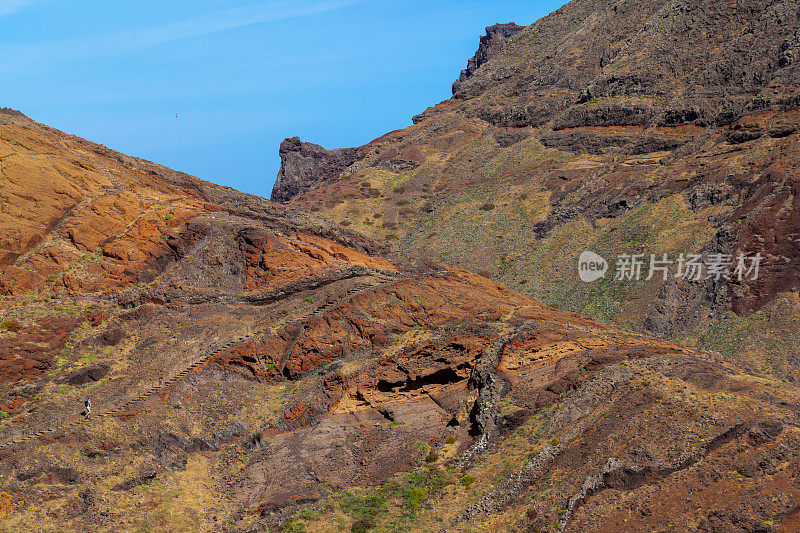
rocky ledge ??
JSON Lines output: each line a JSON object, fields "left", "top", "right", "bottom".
{"left": 270, "top": 136, "right": 360, "bottom": 203}
{"left": 452, "top": 22, "right": 524, "bottom": 95}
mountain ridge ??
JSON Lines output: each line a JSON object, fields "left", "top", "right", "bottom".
{"left": 2, "top": 1, "right": 800, "bottom": 530}
{"left": 1, "top": 87, "right": 799, "bottom": 533}
{"left": 275, "top": 0, "right": 800, "bottom": 382}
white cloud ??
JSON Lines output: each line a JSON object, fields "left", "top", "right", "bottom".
{"left": 0, "top": 0, "right": 35, "bottom": 16}
{"left": 111, "top": 0, "right": 363, "bottom": 49}
{"left": 132, "top": 0, "right": 365, "bottom": 48}
{"left": 1, "top": 0, "right": 365, "bottom": 70}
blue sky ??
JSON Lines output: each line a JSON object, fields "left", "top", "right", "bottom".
{"left": 1, "top": 0, "right": 566, "bottom": 197}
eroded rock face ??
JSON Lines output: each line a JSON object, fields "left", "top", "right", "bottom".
{"left": 0, "top": 316, "right": 83, "bottom": 382}
{"left": 452, "top": 0, "right": 800, "bottom": 126}
{"left": 451, "top": 22, "right": 524, "bottom": 95}
{"left": 0, "top": 111, "right": 389, "bottom": 301}
{"left": 281, "top": 0, "right": 800, "bottom": 379}
{"left": 270, "top": 137, "right": 360, "bottom": 203}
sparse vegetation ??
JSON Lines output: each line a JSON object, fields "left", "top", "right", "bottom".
{"left": 459, "top": 475, "right": 476, "bottom": 488}
{"left": 0, "top": 321, "right": 20, "bottom": 332}
{"left": 339, "top": 491, "right": 387, "bottom": 532}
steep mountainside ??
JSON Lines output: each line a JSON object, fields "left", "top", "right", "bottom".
{"left": 2, "top": 1, "right": 800, "bottom": 527}
{"left": 276, "top": 0, "right": 800, "bottom": 381}
{"left": 0, "top": 116, "right": 796, "bottom": 533}
{"left": 2, "top": 111, "right": 800, "bottom": 532}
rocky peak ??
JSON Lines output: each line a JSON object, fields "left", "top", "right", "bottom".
{"left": 270, "top": 136, "right": 360, "bottom": 203}
{"left": 451, "top": 0, "right": 800, "bottom": 126}
{"left": 452, "top": 22, "right": 524, "bottom": 95}
{"left": 0, "top": 107, "right": 25, "bottom": 118}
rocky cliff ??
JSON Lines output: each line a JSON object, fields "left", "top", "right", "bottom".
{"left": 451, "top": 22, "right": 524, "bottom": 95}
{"left": 270, "top": 136, "right": 360, "bottom": 203}
{"left": 279, "top": 0, "right": 800, "bottom": 382}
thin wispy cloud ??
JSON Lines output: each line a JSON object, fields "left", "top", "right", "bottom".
{"left": 1, "top": 0, "right": 364, "bottom": 71}
{"left": 115, "top": 0, "right": 365, "bottom": 51}
{"left": 0, "top": 0, "right": 35, "bottom": 16}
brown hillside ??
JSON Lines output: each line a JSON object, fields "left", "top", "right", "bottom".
{"left": 0, "top": 111, "right": 798, "bottom": 532}
{"left": 2, "top": 0, "right": 800, "bottom": 528}
{"left": 276, "top": 0, "right": 800, "bottom": 381}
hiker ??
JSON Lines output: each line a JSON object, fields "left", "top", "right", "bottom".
{"left": 84, "top": 399, "right": 91, "bottom": 419}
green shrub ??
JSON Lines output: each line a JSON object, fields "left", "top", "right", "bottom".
{"left": 303, "top": 297, "right": 313, "bottom": 303}
{"left": 445, "top": 436, "right": 456, "bottom": 444}
{"left": 424, "top": 453, "right": 439, "bottom": 463}
{"left": 296, "top": 508, "right": 321, "bottom": 521}
{"left": 351, "top": 519, "right": 373, "bottom": 533}
{"left": 408, "top": 486, "right": 428, "bottom": 510}
{"left": 339, "top": 491, "right": 387, "bottom": 528}
{"left": 0, "top": 320, "right": 20, "bottom": 332}
{"left": 460, "top": 475, "right": 476, "bottom": 488}
{"left": 278, "top": 518, "right": 305, "bottom": 531}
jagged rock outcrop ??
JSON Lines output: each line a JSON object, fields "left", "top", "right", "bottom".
{"left": 270, "top": 136, "right": 360, "bottom": 203}
{"left": 282, "top": 0, "right": 800, "bottom": 381}
{"left": 452, "top": 0, "right": 800, "bottom": 126}
{"left": 0, "top": 107, "right": 23, "bottom": 118}
{"left": 451, "top": 22, "right": 523, "bottom": 95}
